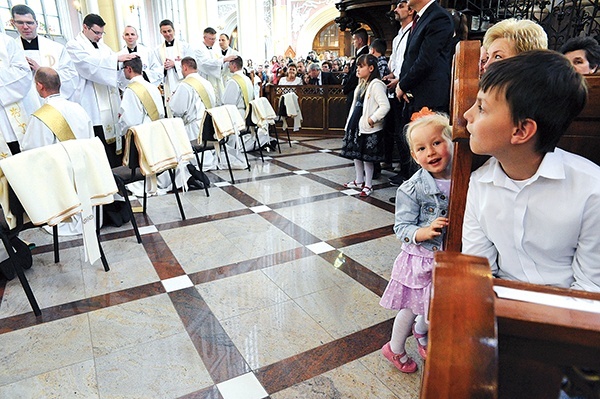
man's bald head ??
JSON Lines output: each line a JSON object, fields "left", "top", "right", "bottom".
{"left": 35, "top": 67, "right": 61, "bottom": 97}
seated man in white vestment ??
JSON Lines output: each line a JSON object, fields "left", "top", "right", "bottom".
{"left": 11, "top": 4, "right": 79, "bottom": 116}
{"left": 154, "top": 19, "right": 194, "bottom": 117}
{"left": 196, "top": 27, "right": 237, "bottom": 105}
{"left": 0, "top": 30, "right": 31, "bottom": 156}
{"left": 222, "top": 56, "right": 274, "bottom": 153}
{"left": 119, "top": 57, "right": 201, "bottom": 192}
{"left": 117, "top": 25, "right": 162, "bottom": 91}
{"left": 22, "top": 67, "right": 94, "bottom": 235}
{"left": 169, "top": 56, "right": 220, "bottom": 176}
{"left": 66, "top": 13, "right": 136, "bottom": 166}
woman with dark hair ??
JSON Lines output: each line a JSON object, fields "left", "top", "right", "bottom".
{"left": 560, "top": 36, "right": 600, "bottom": 75}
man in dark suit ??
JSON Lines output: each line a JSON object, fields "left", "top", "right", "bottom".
{"left": 342, "top": 28, "right": 370, "bottom": 113}
{"left": 390, "top": 0, "right": 454, "bottom": 186}
{"left": 305, "top": 62, "right": 339, "bottom": 85}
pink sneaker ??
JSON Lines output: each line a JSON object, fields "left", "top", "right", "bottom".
{"left": 381, "top": 342, "right": 417, "bottom": 373}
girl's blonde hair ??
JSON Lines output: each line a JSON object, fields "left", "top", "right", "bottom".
{"left": 405, "top": 113, "right": 453, "bottom": 152}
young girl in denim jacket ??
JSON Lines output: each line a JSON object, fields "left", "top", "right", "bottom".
{"left": 340, "top": 54, "right": 390, "bottom": 197}
{"left": 380, "top": 110, "right": 453, "bottom": 373}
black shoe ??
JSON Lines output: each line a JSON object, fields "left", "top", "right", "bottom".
{"left": 186, "top": 177, "right": 204, "bottom": 190}
{"left": 187, "top": 164, "right": 210, "bottom": 187}
{"left": 389, "top": 197, "right": 396, "bottom": 203}
{"left": 389, "top": 174, "right": 405, "bottom": 186}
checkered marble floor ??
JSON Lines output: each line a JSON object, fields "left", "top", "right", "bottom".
{"left": 0, "top": 136, "right": 424, "bottom": 399}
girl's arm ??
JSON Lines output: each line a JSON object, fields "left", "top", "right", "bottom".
{"left": 367, "top": 80, "right": 391, "bottom": 126}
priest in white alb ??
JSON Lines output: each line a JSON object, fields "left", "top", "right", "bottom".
{"left": 117, "top": 25, "right": 162, "bottom": 91}
{"left": 66, "top": 13, "right": 136, "bottom": 165}
{"left": 11, "top": 4, "right": 79, "bottom": 116}
{"left": 196, "top": 27, "right": 237, "bottom": 105}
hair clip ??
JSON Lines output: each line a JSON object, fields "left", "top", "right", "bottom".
{"left": 410, "top": 107, "right": 435, "bottom": 121}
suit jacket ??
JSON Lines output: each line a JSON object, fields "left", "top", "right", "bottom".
{"left": 343, "top": 45, "right": 370, "bottom": 95}
{"left": 399, "top": 1, "right": 454, "bottom": 112}
{"left": 305, "top": 71, "right": 339, "bottom": 85}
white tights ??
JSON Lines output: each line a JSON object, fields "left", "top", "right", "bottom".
{"left": 354, "top": 160, "right": 374, "bottom": 188}
{"left": 390, "top": 309, "right": 429, "bottom": 354}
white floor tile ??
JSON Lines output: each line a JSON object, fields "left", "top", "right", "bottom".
{"left": 306, "top": 241, "right": 336, "bottom": 254}
{"left": 341, "top": 189, "right": 361, "bottom": 195}
{"left": 214, "top": 181, "right": 232, "bottom": 187}
{"left": 161, "top": 275, "right": 194, "bottom": 292}
{"left": 217, "top": 372, "right": 268, "bottom": 399}
{"left": 137, "top": 226, "right": 158, "bottom": 235}
{"left": 293, "top": 170, "right": 309, "bottom": 175}
{"left": 250, "top": 205, "right": 271, "bottom": 213}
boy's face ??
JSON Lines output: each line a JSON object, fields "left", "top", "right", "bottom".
{"left": 464, "top": 88, "right": 518, "bottom": 156}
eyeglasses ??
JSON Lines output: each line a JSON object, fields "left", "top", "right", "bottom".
{"left": 13, "top": 20, "right": 37, "bottom": 27}
{"left": 87, "top": 26, "right": 105, "bottom": 36}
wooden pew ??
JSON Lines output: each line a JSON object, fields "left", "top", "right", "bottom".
{"left": 421, "top": 41, "right": 600, "bottom": 399}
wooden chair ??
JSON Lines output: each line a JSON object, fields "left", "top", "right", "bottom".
{"left": 422, "top": 41, "right": 600, "bottom": 399}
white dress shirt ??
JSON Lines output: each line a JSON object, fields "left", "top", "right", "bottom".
{"left": 462, "top": 149, "right": 600, "bottom": 292}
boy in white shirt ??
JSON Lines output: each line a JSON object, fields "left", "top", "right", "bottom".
{"left": 462, "top": 50, "right": 600, "bottom": 292}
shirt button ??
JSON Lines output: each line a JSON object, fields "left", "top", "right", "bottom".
{"left": 432, "top": 246, "right": 438, "bottom": 251}
{"left": 441, "top": 210, "right": 447, "bottom": 215}
{"left": 428, "top": 207, "right": 434, "bottom": 212}
{"left": 440, "top": 195, "right": 446, "bottom": 200}
{"left": 404, "top": 237, "right": 410, "bottom": 242}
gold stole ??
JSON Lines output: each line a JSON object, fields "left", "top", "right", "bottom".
{"left": 232, "top": 74, "right": 250, "bottom": 111}
{"left": 32, "top": 104, "right": 76, "bottom": 141}
{"left": 183, "top": 76, "right": 213, "bottom": 109}
{"left": 127, "top": 81, "right": 160, "bottom": 121}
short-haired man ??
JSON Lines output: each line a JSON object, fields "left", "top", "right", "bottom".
{"left": 0, "top": 29, "right": 30, "bottom": 156}
{"left": 196, "top": 27, "right": 237, "bottom": 104}
{"left": 117, "top": 25, "right": 162, "bottom": 90}
{"left": 463, "top": 50, "right": 600, "bottom": 292}
{"left": 218, "top": 33, "right": 239, "bottom": 86}
{"left": 11, "top": 4, "right": 79, "bottom": 115}
{"left": 169, "top": 56, "right": 217, "bottom": 141}
{"left": 222, "top": 56, "right": 254, "bottom": 119}
{"left": 22, "top": 67, "right": 93, "bottom": 150}
{"left": 154, "top": 19, "right": 194, "bottom": 115}
{"left": 22, "top": 67, "right": 94, "bottom": 235}
{"left": 305, "top": 62, "right": 339, "bottom": 85}
{"left": 118, "top": 56, "right": 165, "bottom": 138}
{"left": 343, "top": 28, "right": 370, "bottom": 112}
{"left": 66, "top": 13, "right": 136, "bottom": 160}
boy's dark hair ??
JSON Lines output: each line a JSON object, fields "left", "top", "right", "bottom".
{"left": 559, "top": 36, "right": 600, "bottom": 70}
{"left": 480, "top": 49, "right": 587, "bottom": 153}
{"left": 181, "top": 56, "right": 197, "bottom": 70}
{"left": 159, "top": 19, "right": 174, "bottom": 29}
{"left": 11, "top": 4, "right": 36, "bottom": 20}
{"left": 123, "top": 56, "right": 143, "bottom": 74}
{"left": 83, "top": 14, "right": 105, "bottom": 28}
{"left": 352, "top": 28, "right": 369, "bottom": 47}
{"left": 370, "top": 38, "right": 387, "bottom": 56}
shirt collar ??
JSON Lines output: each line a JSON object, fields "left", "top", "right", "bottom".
{"left": 417, "top": 0, "right": 436, "bottom": 17}
{"left": 479, "top": 150, "right": 566, "bottom": 190}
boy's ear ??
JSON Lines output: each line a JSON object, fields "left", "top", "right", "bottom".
{"left": 511, "top": 118, "right": 537, "bottom": 145}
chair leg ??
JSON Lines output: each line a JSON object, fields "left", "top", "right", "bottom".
{"left": 221, "top": 141, "right": 236, "bottom": 184}
{"left": 253, "top": 127, "right": 264, "bottom": 162}
{"left": 116, "top": 178, "right": 142, "bottom": 244}
{"left": 169, "top": 169, "right": 186, "bottom": 220}
{"left": 0, "top": 233, "right": 40, "bottom": 316}
{"left": 95, "top": 207, "right": 110, "bottom": 272}
{"left": 239, "top": 134, "right": 251, "bottom": 171}
{"left": 286, "top": 128, "right": 292, "bottom": 147}
{"left": 53, "top": 225, "right": 59, "bottom": 263}
{"left": 272, "top": 125, "right": 282, "bottom": 153}
{"left": 143, "top": 178, "right": 147, "bottom": 214}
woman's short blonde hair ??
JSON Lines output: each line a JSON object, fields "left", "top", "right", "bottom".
{"left": 482, "top": 18, "right": 548, "bottom": 54}
{"left": 405, "top": 113, "right": 452, "bottom": 152}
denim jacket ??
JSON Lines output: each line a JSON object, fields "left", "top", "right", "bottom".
{"left": 394, "top": 168, "right": 449, "bottom": 252}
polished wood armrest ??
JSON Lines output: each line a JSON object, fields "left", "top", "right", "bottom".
{"left": 421, "top": 251, "right": 498, "bottom": 399}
